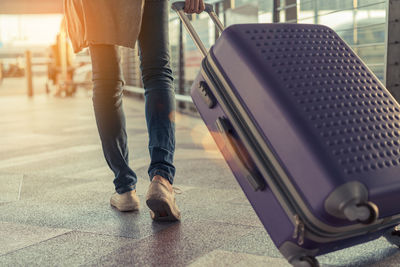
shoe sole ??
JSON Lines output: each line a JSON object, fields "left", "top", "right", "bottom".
{"left": 110, "top": 200, "right": 140, "bottom": 212}
{"left": 146, "top": 198, "right": 180, "bottom": 222}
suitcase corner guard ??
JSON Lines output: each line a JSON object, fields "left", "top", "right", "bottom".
{"left": 324, "top": 181, "right": 379, "bottom": 224}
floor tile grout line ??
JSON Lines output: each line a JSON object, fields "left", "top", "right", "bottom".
{"left": 80, "top": 220, "right": 248, "bottom": 266}
{"left": 188, "top": 249, "right": 292, "bottom": 266}
{"left": 17, "top": 174, "right": 24, "bottom": 201}
{"left": 67, "top": 229, "right": 147, "bottom": 240}
{"left": 74, "top": 226, "right": 182, "bottom": 267}
{"left": 182, "top": 218, "right": 264, "bottom": 230}
{"left": 80, "top": 220, "right": 262, "bottom": 266}
{"left": 185, "top": 226, "right": 260, "bottom": 267}
{"left": 0, "top": 220, "right": 144, "bottom": 242}
{"left": 0, "top": 229, "right": 74, "bottom": 258}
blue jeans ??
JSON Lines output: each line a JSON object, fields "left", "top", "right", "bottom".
{"left": 89, "top": 0, "right": 176, "bottom": 194}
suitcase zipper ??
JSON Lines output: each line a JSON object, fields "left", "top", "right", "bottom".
{"left": 201, "top": 52, "right": 400, "bottom": 244}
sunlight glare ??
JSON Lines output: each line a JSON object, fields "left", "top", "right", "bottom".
{"left": 0, "top": 14, "right": 63, "bottom": 46}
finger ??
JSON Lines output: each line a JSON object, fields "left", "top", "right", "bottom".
{"left": 197, "top": 0, "right": 205, "bottom": 14}
{"left": 185, "top": 0, "right": 190, "bottom": 13}
{"left": 201, "top": 0, "right": 206, "bottom": 12}
{"left": 193, "top": 0, "right": 200, "bottom": 13}
{"left": 190, "top": 0, "right": 196, "bottom": 13}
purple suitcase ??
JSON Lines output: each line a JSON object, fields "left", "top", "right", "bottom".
{"left": 173, "top": 3, "right": 400, "bottom": 266}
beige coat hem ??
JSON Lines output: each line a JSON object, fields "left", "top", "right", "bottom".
{"left": 64, "top": 0, "right": 145, "bottom": 54}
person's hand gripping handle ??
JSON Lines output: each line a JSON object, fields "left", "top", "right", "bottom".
{"left": 184, "top": 0, "right": 206, "bottom": 14}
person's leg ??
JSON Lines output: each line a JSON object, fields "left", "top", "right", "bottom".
{"left": 138, "top": 0, "right": 176, "bottom": 186}
{"left": 89, "top": 44, "right": 137, "bottom": 194}
{"left": 139, "top": 0, "right": 180, "bottom": 221}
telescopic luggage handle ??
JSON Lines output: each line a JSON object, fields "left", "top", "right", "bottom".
{"left": 171, "top": 1, "right": 225, "bottom": 57}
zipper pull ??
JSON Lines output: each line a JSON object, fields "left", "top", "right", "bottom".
{"left": 292, "top": 214, "right": 305, "bottom": 245}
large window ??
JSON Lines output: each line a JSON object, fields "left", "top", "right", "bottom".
{"left": 158, "top": 1, "right": 387, "bottom": 97}
{"left": 168, "top": 0, "right": 275, "bottom": 95}
{"left": 286, "top": 0, "right": 386, "bottom": 81}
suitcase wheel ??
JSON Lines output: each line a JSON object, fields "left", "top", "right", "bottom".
{"left": 383, "top": 226, "right": 400, "bottom": 248}
{"left": 291, "top": 256, "right": 320, "bottom": 267}
{"left": 325, "top": 182, "right": 379, "bottom": 224}
{"left": 356, "top": 201, "right": 379, "bottom": 225}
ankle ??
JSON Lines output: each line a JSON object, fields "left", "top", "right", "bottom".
{"left": 152, "top": 175, "right": 173, "bottom": 192}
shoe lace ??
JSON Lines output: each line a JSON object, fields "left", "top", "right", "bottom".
{"left": 172, "top": 187, "right": 183, "bottom": 195}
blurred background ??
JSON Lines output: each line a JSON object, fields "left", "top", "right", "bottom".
{"left": 0, "top": 0, "right": 397, "bottom": 110}
{"left": 1, "top": 2, "right": 400, "bottom": 266}
{"left": 167, "top": 0, "right": 391, "bottom": 111}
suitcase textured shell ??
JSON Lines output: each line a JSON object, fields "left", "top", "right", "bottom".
{"left": 191, "top": 23, "right": 400, "bottom": 265}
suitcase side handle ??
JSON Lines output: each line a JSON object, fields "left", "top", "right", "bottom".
{"left": 172, "top": 1, "right": 225, "bottom": 57}
{"left": 216, "top": 117, "right": 266, "bottom": 191}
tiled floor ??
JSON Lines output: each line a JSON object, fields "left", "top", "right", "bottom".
{"left": 1, "top": 77, "right": 400, "bottom": 266}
